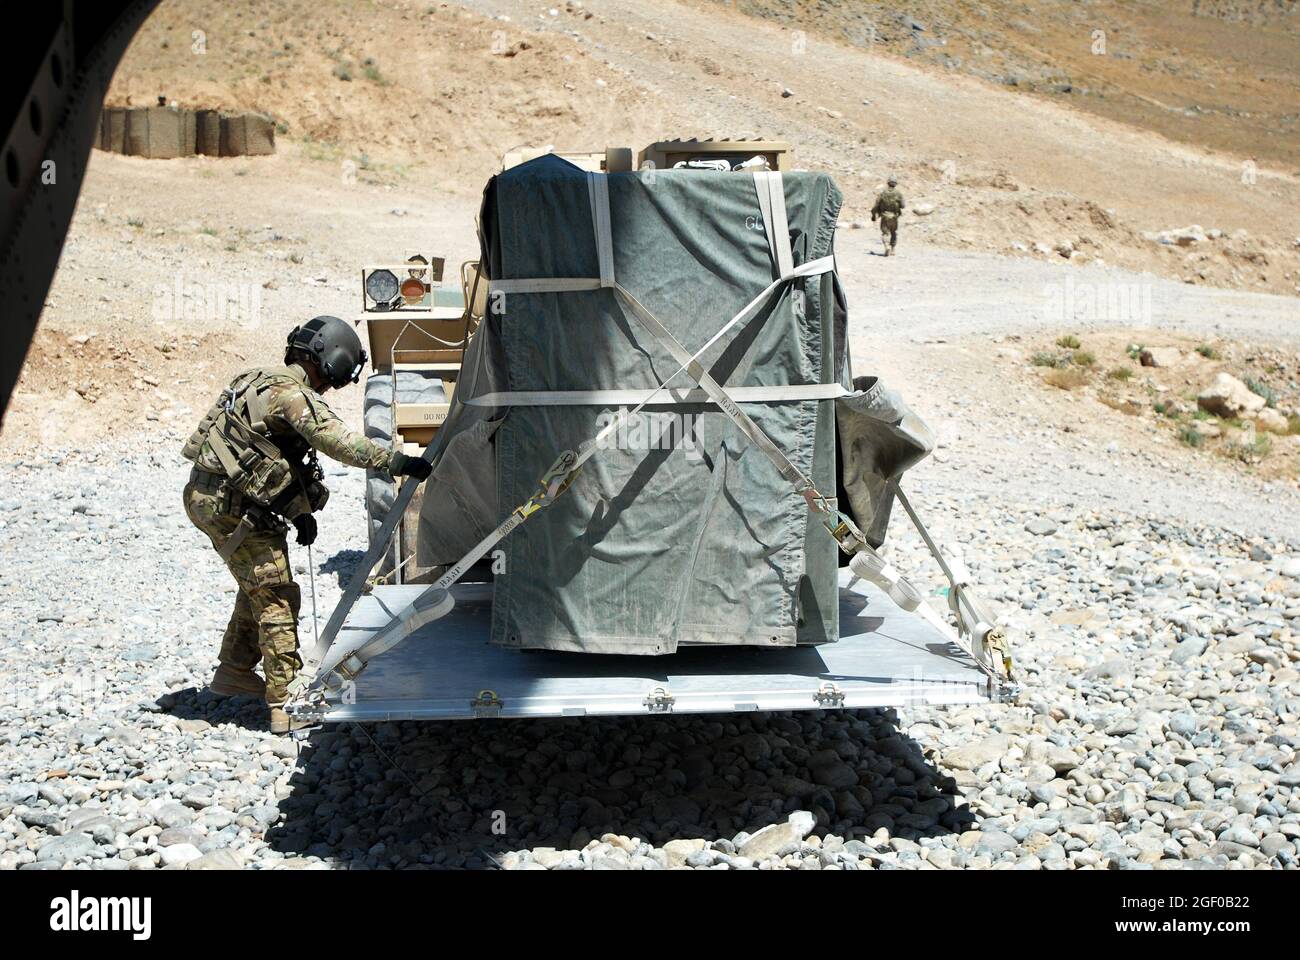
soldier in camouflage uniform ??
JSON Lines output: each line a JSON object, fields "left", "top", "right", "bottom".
{"left": 871, "top": 177, "right": 905, "bottom": 256}
{"left": 182, "top": 317, "right": 431, "bottom": 732}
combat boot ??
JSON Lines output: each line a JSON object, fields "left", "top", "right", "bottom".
{"left": 209, "top": 664, "right": 266, "bottom": 698}
{"left": 269, "top": 706, "right": 311, "bottom": 735}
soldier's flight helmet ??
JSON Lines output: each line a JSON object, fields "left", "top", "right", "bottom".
{"left": 285, "top": 316, "right": 367, "bottom": 388}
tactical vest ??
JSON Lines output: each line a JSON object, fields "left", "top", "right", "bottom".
{"left": 876, "top": 189, "right": 903, "bottom": 217}
{"left": 182, "top": 368, "right": 328, "bottom": 520}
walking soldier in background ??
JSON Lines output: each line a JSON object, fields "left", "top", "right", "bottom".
{"left": 872, "top": 176, "right": 905, "bottom": 256}
{"left": 181, "top": 316, "right": 432, "bottom": 732}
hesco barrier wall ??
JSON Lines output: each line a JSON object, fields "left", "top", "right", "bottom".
{"left": 97, "top": 106, "right": 275, "bottom": 158}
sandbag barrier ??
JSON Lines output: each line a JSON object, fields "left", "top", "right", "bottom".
{"left": 96, "top": 106, "right": 275, "bottom": 158}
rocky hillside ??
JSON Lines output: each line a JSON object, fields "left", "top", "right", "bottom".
{"left": 1017, "top": 329, "right": 1300, "bottom": 480}
{"left": 106, "top": 0, "right": 674, "bottom": 185}
{"left": 697, "top": 0, "right": 1300, "bottom": 171}
{"left": 104, "top": 0, "right": 1300, "bottom": 296}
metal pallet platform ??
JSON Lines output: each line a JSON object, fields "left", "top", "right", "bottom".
{"left": 298, "top": 570, "right": 1002, "bottom": 723}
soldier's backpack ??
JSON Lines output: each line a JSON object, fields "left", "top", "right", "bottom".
{"left": 876, "top": 189, "right": 903, "bottom": 217}
{"left": 183, "top": 368, "right": 328, "bottom": 522}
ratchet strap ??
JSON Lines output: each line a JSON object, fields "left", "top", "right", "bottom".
{"left": 296, "top": 170, "right": 1010, "bottom": 697}
{"left": 839, "top": 479, "right": 1013, "bottom": 681}
{"left": 889, "top": 481, "right": 1013, "bottom": 679}
{"left": 295, "top": 171, "right": 841, "bottom": 696}
{"left": 465, "top": 383, "right": 849, "bottom": 407}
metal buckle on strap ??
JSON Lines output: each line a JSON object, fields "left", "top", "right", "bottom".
{"left": 338, "top": 655, "right": 364, "bottom": 681}
{"left": 514, "top": 450, "right": 580, "bottom": 521}
{"left": 797, "top": 485, "right": 867, "bottom": 555}
{"left": 540, "top": 450, "right": 578, "bottom": 494}
{"left": 823, "top": 510, "right": 867, "bottom": 555}
{"left": 334, "top": 654, "right": 366, "bottom": 683}
{"left": 985, "top": 627, "right": 1014, "bottom": 681}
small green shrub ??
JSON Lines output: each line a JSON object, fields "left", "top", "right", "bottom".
{"left": 1043, "top": 367, "right": 1089, "bottom": 390}
{"left": 362, "top": 57, "right": 387, "bottom": 84}
{"left": 1178, "top": 425, "right": 1203, "bottom": 448}
{"left": 1031, "top": 352, "right": 1063, "bottom": 368}
{"left": 1056, "top": 334, "right": 1082, "bottom": 349}
{"left": 1107, "top": 366, "right": 1133, "bottom": 381}
{"left": 1225, "top": 435, "right": 1271, "bottom": 463}
{"left": 1195, "top": 344, "right": 1218, "bottom": 359}
{"left": 1244, "top": 377, "right": 1278, "bottom": 408}
{"left": 1072, "top": 350, "right": 1096, "bottom": 367}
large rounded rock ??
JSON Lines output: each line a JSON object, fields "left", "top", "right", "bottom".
{"left": 1197, "top": 373, "right": 1265, "bottom": 418}
{"left": 943, "top": 734, "right": 1013, "bottom": 772}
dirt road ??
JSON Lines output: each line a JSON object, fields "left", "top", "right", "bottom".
{"left": 836, "top": 239, "right": 1300, "bottom": 344}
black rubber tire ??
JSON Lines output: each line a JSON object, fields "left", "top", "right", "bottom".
{"left": 363, "top": 374, "right": 398, "bottom": 575}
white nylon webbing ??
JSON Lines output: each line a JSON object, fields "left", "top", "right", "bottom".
{"left": 488, "top": 257, "right": 832, "bottom": 313}
{"left": 611, "top": 282, "right": 813, "bottom": 490}
{"left": 489, "top": 277, "right": 602, "bottom": 294}
{"left": 466, "top": 383, "right": 849, "bottom": 407}
{"left": 588, "top": 172, "right": 615, "bottom": 286}
{"left": 754, "top": 171, "right": 794, "bottom": 279}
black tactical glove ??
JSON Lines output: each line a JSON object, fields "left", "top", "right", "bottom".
{"left": 390, "top": 451, "right": 433, "bottom": 481}
{"left": 292, "top": 514, "right": 318, "bottom": 546}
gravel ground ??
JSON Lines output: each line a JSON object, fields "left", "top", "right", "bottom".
{"left": 1, "top": 423, "right": 1297, "bottom": 870}
{"left": 837, "top": 244, "right": 1300, "bottom": 346}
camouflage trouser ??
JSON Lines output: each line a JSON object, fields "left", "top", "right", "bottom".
{"left": 879, "top": 213, "right": 899, "bottom": 251}
{"left": 183, "top": 471, "right": 302, "bottom": 706}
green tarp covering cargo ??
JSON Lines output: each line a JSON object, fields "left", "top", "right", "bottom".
{"left": 411, "top": 156, "right": 928, "bottom": 655}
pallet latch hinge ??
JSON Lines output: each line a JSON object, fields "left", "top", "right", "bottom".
{"left": 814, "top": 682, "right": 846, "bottom": 708}
{"left": 471, "top": 689, "right": 503, "bottom": 718}
{"left": 643, "top": 686, "right": 675, "bottom": 713}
